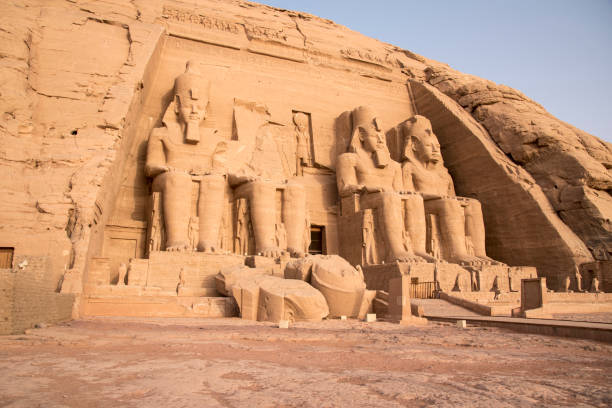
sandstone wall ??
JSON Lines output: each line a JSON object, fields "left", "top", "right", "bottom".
{"left": 0, "top": 256, "right": 74, "bottom": 334}
{"left": 0, "top": 0, "right": 609, "bottom": 326}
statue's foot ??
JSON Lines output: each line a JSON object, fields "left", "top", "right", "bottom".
{"left": 166, "top": 242, "right": 189, "bottom": 252}
{"left": 415, "top": 251, "right": 437, "bottom": 263}
{"left": 454, "top": 255, "right": 493, "bottom": 267}
{"left": 261, "top": 246, "right": 282, "bottom": 258}
{"left": 197, "top": 241, "right": 218, "bottom": 253}
{"left": 287, "top": 247, "right": 306, "bottom": 258}
{"left": 392, "top": 251, "right": 425, "bottom": 263}
{"left": 477, "top": 255, "right": 504, "bottom": 265}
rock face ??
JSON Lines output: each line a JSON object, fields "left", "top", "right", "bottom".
{"left": 424, "top": 66, "right": 612, "bottom": 265}
{"left": 0, "top": 0, "right": 609, "bottom": 330}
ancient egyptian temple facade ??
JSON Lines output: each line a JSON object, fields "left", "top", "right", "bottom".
{"left": 1, "top": 1, "right": 610, "bottom": 331}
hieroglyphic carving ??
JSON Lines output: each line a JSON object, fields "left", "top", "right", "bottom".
{"left": 243, "top": 24, "right": 288, "bottom": 42}
{"left": 340, "top": 48, "right": 397, "bottom": 69}
{"left": 162, "top": 6, "right": 241, "bottom": 34}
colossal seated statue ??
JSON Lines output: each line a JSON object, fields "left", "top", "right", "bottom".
{"left": 399, "top": 115, "right": 494, "bottom": 265}
{"left": 336, "top": 106, "right": 426, "bottom": 264}
{"left": 145, "top": 61, "right": 306, "bottom": 257}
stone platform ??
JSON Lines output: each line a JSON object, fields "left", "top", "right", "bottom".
{"left": 362, "top": 261, "right": 535, "bottom": 294}
{"left": 81, "top": 295, "right": 237, "bottom": 318}
{"left": 82, "top": 252, "right": 245, "bottom": 318}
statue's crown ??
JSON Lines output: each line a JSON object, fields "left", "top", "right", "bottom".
{"left": 174, "top": 60, "right": 205, "bottom": 99}
{"left": 351, "top": 106, "right": 378, "bottom": 131}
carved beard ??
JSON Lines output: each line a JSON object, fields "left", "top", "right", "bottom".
{"left": 373, "top": 148, "right": 390, "bottom": 168}
{"left": 185, "top": 120, "right": 200, "bottom": 144}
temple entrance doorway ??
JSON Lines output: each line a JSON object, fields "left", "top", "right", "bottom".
{"left": 309, "top": 225, "right": 326, "bottom": 255}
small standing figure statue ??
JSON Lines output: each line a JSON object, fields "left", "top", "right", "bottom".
{"left": 303, "top": 212, "right": 311, "bottom": 256}
{"left": 117, "top": 263, "right": 128, "bottom": 286}
{"left": 428, "top": 214, "right": 441, "bottom": 260}
{"left": 591, "top": 276, "right": 601, "bottom": 293}
{"left": 188, "top": 216, "right": 199, "bottom": 251}
{"left": 465, "top": 235, "right": 475, "bottom": 257}
{"left": 235, "top": 199, "right": 249, "bottom": 256}
{"left": 563, "top": 275, "right": 572, "bottom": 293}
{"left": 177, "top": 267, "right": 186, "bottom": 294}
{"left": 492, "top": 275, "right": 501, "bottom": 300}
{"left": 275, "top": 223, "right": 287, "bottom": 253}
{"left": 362, "top": 209, "right": 377, "bottom": 265}
{"left": 293, "top": 112, "right": 312, "bottom": 175}
{"left": 574, "top": 265, "right": 583, "bottom": 292}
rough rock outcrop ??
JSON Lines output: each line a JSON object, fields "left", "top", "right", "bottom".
{"left": 424, "top": 65, "right": 612, "bottom": 264}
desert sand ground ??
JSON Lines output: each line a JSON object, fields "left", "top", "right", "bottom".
{"left": 0, "top": 316, "right": 610, "bottom": 408}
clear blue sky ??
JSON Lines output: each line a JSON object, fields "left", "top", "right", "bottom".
{"left": 261, "top": 0, "right": 612, "bottom": 143}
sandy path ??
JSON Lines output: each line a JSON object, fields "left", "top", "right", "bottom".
{"left": 0, "top": 317, "right": 610, "bottom": 407}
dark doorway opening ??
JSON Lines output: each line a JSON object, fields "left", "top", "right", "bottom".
{"left": 309, "top": 225, "right": 326, "bottom": 255}
{"left": 0, "top": 247, "right": 14, "bottom": 269}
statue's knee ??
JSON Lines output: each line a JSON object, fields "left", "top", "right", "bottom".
{"left": 402, "top": 193, "right": 424, "bottom": 209}
{"left": 285, "top": 180, "right": 305, "bottom": 195}
{"left": 164, "top": 172, "right": 191, "bottom": 191}
{"left": 465, "top": 199, "right": 482, "bottom": 214}
{"left": 379, "top": 191, "right": 400, "bottom": 207}
{"left": 249, "top": 179, "right": 273, "bottom": 197}
{"left": 439, "top": 198, "right": 463, "bottom": 217}
{"left": 201, "top": 174, "right": 225, "bottom": 192}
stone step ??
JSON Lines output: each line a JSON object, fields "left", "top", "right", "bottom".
{"left": 82, "top": 295, "right": 237, "bottom": 318}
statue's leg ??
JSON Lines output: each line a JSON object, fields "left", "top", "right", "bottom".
{"left": 236, "top": 180, "right": 279, "bottom": 257}
{"left": 361, "top": 192, "right": 422, "bottom": 263}
{"left": 153, "top": 171, "right": 192, "bottom": 251}
{"left": 197, "top": 174, "right": 226, "bottom": 253}
{"left": 426, "top": 198, "right": 479, "bottom": 265}
{"left": 283, "top": 180, "right": 306, "bottom": 257}
{"left": 402, "top": 193, "right": 432, "bottom": 260}
{"left": 463, "top": 199, "right": 487, "bottom": 258}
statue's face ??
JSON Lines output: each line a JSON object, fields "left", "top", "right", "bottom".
{"left": 359, "top": 117, "right": 386, "bottom": 153}
{"left": 411, "top": 120, "right": 441, "bottom": 163}
{"left": 176, "top": 90, "right": 207, "bottom": 124}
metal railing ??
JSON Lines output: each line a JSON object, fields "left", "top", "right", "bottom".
{"left": 410, "top": 281, "right": 436, "bottom": 299}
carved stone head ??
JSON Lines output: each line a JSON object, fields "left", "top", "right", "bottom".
{"left": 293, "top": 112, "right": 309, "bottom": 133}
{"left": 401, "top": 115, "right": 442, "bottom": 165}
{"left": 173, "top": 60, "right": 209, "bottom": 143}
{"left": 348, "top": 106, "right": 390, "bottom": 167}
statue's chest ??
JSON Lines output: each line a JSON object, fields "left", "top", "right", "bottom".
{"left": 412, "top": 167, "right": 447, "bottom": 194}
{"left": 163, "top": 133, "right": 217, "bottom": 169}
{"left": 355, "top": 162, "right": 394, "bottom": 185}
